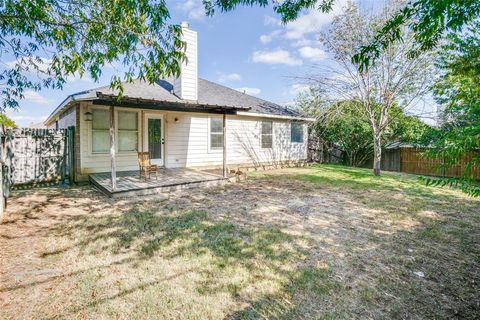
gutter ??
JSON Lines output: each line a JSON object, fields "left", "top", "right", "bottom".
{"left": 236, "top": 111, "right": 315, "bottom": 122}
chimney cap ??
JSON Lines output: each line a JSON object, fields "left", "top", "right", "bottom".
{"left": 181, "top": 21, "right": 189, "bottom": 28}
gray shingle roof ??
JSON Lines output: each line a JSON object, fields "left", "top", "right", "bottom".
{"left": 80, "top": 77, "right": 305, "bottom": 118}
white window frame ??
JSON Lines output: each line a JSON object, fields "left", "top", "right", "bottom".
{"left": 88, "top": 106, "right": 140, "bottom": 156}
{"left": 261, "top": 120, "right": 273, "bottom": 149}
{"left": 208, "top": 116, "right": 224, "bottom": 152}
{"left": 90, "top": 107, "right": 111, "bottom": 154}
{"left": 290, "top": 122, "right": 304, "bottom": 144}
{"left": 117, "top": 110, "right": 139, "bottom": 153}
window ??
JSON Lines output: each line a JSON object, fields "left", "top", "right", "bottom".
{"left": 210, "top": 117, "right": 223, "bottom": 149}
{"left": 91, "top": 109, "right": 110, "bottom": 153}
{"left": 261, "top": 121, "right": 273, "bottom": 148}
{"left": 118, "top": 111, "right": 138, "bottom": 152}
{"left": 291, "top": 123, "right": 304, "bottom": 143}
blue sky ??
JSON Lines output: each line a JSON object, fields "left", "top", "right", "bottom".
{"left": 5, "top": 0, "right": 435, "bottom": 127}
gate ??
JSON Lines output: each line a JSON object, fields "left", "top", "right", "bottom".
{"left": 0, "top": 126, "right": 75, "bottom": 189}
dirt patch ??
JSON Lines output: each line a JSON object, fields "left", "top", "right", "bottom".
{"left": 1, "top": 166, "right": 479, "bottom": 319}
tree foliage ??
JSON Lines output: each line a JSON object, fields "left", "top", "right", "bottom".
{"left": 298, "top": 90, "right": 429, "bottom": 167}
{"left": 0, "top": 113, "right": 16, "bottom": 128}
{"left": 353, "top": 0, "right": 480, "bottom": 70}
{"left": 421, "top": 22, "right": 480, "bottom": 196}
{"left": 300, "top": 1, "right": 433, "bottom": 175}
{"left": 0, "top": 0, "right": 184, "bottom": 110}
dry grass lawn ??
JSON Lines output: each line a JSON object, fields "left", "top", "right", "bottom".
{"left": 0, "top": 164, "right": 479, "bottom": 319}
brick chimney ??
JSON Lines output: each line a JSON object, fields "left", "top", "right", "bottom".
{"left": 174, "top": 21, "right": 198, "bottom": 101}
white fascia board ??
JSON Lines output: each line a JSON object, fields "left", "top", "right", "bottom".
{"left": 236, "top": 111, "right": 315, "bottom": 122}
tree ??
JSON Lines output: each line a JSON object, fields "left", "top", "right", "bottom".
{"left": 421, "top": 22, "right": 480, "bottom": 196}
{"left": 0, "top": 0, "right": 185, "bottom": 110}
{"left": 300, "top": 2, "right": 433, "bottom": 175}
{"left": 297, "top": 92, "right": 374, "bottom": 167}
{"left": 0, "top": 113, "right": 16, "bottom": 128}
{"left": 298, "top": 90, "right": 429, "bottom": 167}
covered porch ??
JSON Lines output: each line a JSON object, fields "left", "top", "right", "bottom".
{"left": 90, "top": 168, "right": 230, "bottom": 198}
{"left": 89, "top": 93, "right": 250, "bottom": 197}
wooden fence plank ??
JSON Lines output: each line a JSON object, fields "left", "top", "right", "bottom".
{"left": 400, "top": 147, "right": 480, "bottom": 179}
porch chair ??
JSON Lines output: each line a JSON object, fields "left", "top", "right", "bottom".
{"left": 137, "top": 152, "right": 159, "bottom": 181}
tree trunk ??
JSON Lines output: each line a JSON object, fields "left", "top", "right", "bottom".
{"left": 373, "top": 132, "right": 382, "bottom": 176}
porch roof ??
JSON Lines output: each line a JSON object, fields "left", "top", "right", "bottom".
{"left": 92, "top": 93, "right": 250, "bottom": 114}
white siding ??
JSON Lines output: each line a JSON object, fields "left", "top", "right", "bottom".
{"left": 174, "top": 26, "right": 197, "bottom": 101}
{"left": 78, "top": 104, "right": 308, "bottom": 174}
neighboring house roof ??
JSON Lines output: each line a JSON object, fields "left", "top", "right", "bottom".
{"left": 385, "top": 142, "right": 423, "bottom": 149}
{"left": 28, "top": 121, "right": 47, "bottom": 129}
{"left": 45, "top": 78, "right": 311, "bottom": 125}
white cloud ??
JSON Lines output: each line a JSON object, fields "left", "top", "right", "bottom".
{"left": 284, "top": 10, "right": 333, "bottom": 40}
{"left": 264, "top": 15, "right": 282, "bottom": 26}
{"left": 177, "top": 0, "right": 205, "bottom": 20}
{"left": 22, "top": 90, "right": 54, "bottom": 105}
{"left": 298, "top": 46, "right": 327, "bottom": 61}
{"left": 218, "top": 73, "right": 242, "bottom": 83}
{"left": 259, "top": 30, "right": 282, "bottom": 44}
{"left": 5, "top": 109, "right": 47, "bottom": 126}
{"left": 235, "top": 87, "right": 261, "bottom": 96}
{"left": 4, "top": 57, "right": 52, "bottom": 74}
{"left": 289, "top": 84, "right": 310, "bottom": 95}
{"left": 252, "top": 49, "right": 303, "bottom": 66}
{"left": 291, "top": 38, "right": 318, "bottom": 47}
{"left": 4, "top": 57, "right": 94, "bottom": 83}
{"left": 277, "top": 1, "right": 348, "bottom": 42}
{"left": 66, "top": 72, "right": 95, "bottom": 83}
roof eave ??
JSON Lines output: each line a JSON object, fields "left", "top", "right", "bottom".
{"left": 44, "top": 91, "right": 96, "bottom": 126}
{"left": 236, "top": 111, "right": 315, "bottom": 122}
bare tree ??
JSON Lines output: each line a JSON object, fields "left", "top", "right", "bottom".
{"left": 303, "top": 1, "right": 434, "bottom": 176}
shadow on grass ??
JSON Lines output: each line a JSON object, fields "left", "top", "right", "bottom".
{"left": 4, "top": 167, "right": 479, "bottom": 319}
{"left": 227, "top": 264, "right": 342, "bottom": 320}
{"left": 109, "top": 208, "right": 309, "bottom": 267}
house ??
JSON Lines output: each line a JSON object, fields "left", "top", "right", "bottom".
{"left": 44, "top": 22, "right": 313, "bottom": 193}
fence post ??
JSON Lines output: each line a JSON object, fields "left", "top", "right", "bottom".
{"left": 0, "top": 125, "right": 5, "bottom": 222}
{"left": 68, "top": 126, "right": 75, "bottom": 184}
{"left": 61, "top": 129, "right": 67, "bottom": 185}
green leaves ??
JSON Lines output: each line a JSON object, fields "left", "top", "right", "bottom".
{"left": 0, "top": 0, "right": 184, "bottom": 110}
{"left": 353, "top": 0, "right": 480, "bottom": 71}
{"left": 0, "top": 113, "right": 16, "bottom": 128}
{"left": 421, "top": 21, "right": 480, "bottom": 196}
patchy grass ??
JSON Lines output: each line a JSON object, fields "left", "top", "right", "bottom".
{"left": 1, "top": 164, "right": 479, "bottom": 319}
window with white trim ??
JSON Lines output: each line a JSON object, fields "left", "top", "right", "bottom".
{"left": 118, "top": 111, "right": 138, "bottom": 152}
{"left": 91, "top": 109, "right": 110, "bottom": 153}
{"left": 261, "top": 121, "right": 273, "bottom": 148}
{"left": 210, "top": 117, "right": 223, "bottom": 149}
{"left": 291, "top": 123, "right": 304, "bottom": 143}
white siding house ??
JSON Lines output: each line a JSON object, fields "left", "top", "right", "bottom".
{"left": 45, "top": 22, "right": 312, "bottom": 182}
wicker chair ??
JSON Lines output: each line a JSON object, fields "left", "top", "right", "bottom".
{"left": 138, "top": 152, "right": 159, "bottom": 180}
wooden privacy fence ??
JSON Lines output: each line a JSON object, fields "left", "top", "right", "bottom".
{"left": 1, "top": 127, "right": 75, "bottom": 188}
{"left": 400, "top": 147, "right": 480, "bottom": 179}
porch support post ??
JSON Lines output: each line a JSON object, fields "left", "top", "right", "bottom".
{"left": 140, "top": 110, "right": 144, "bottom": 154}
{"left": 223, "top": 113, "right": 227, "bottom": 178}
{"left": 110, "top": 105, "right": 117, "bottom": 191}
